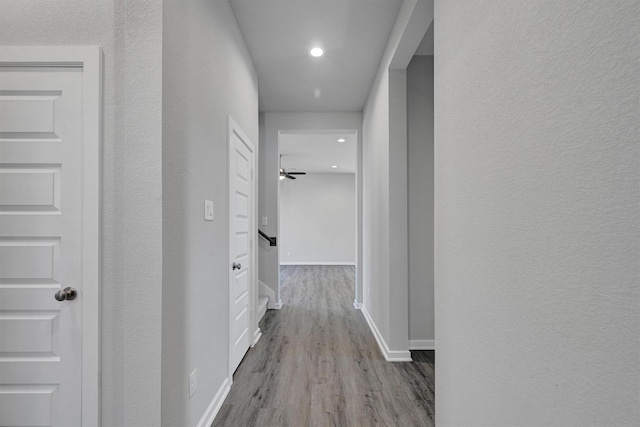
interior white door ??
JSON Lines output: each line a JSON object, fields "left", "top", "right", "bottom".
{"left": 0, "top": 49, "right": 100, "bottom": 427}
{"left": 229, "top": 118, "right": 255, "bottom": 375}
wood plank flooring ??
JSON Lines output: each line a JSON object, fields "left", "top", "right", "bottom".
{"left": 212, "top": 265, "right": 435, "bottom": 427}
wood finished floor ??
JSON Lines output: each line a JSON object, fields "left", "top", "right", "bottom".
{"left": 212, "top": 265, "right": 435, "bottom": 427}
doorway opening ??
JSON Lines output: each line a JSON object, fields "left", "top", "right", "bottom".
{"left": 277, "top": 129, "right": 359, "bottom": 307}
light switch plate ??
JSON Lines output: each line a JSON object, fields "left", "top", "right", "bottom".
{"left": 204, "top": 200, "right": 214, "bottom": 221}
{"left": 262, "top": 217, "right": 268, "bottom": 226}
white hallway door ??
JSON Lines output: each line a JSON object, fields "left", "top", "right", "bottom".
{"left": 228, "top": 117, "right": 256, "bottom": 375}
{"left": 0, "top": 48, "right": 100, "bottom": 426}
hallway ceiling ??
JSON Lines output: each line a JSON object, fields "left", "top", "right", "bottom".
{"left": 230, "top": 0, "right": 403, "bottom": 112}
{"left": 280, "top": 131, "right": 357, "bottom": 174}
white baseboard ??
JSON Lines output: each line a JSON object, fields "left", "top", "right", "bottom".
{"left": 279, "top": 262, "right": 356, "bottom": 266}
{"left": 259, "top": 280, "right": 281, "bottom": 310}
{"left": 361, "top": 305, "right": 412, "bottom": 362}
{"left": 252, "top": 327, "right": 262, "bottom": 347}
{"left": 353, "top": 299, "right": 362, "bottom": 309}
{"left": 409, "top": 339, "right": 435, "bottom": 350}
{"left": 196, "top": 377, "right": 231, "bottom": 427}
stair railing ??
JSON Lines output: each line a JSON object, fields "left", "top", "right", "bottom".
{"left": 258, "top": 229, "right": 277, "bottom": 247}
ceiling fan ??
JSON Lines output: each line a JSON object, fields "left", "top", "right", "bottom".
{"left": 279, "top": 155, "right": 306, "bottom": 180}
{"left": 279, "top": 167, "right": 306, "bottom": 180}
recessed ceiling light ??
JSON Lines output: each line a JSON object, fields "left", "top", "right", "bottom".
{"left": 337, "top": 138, "right": 346, "bottom": 143}
{"left": 310, "top": 47, "right": 324, "bottom": 57}
{"left": 331, "top": 165, "right": 338, "bottom": 169}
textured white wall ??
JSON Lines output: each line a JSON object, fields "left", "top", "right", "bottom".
{"left": 407, "top": 55, "right": 434, "bottom": 343}
{"left": 0, "top": 1, "right": 163, "bottom": 425}
{"left": 120, "top": 3, "right": 163, "bottom": 426}
{"left": 162, "top": 1, "right": 258, "bottom": 426}
{"left": 435, "top": 1, "right": 639, "bottom": 425}
{"left": 259, "top": 112, "right": 363, "bottom": 303}
{"left": 280, "top": 173, "right": 356, "bottom": 264}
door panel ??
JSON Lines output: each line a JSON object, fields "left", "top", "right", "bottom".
{"left": 0, "top": 385, "right": 58, "bottom": 427}
{"left": 229, "top": 121, "right": 255, "bottom": 374}
{"left": 0, "top": 67, "right": 83, "bottom": 426}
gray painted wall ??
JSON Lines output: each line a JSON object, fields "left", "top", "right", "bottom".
{"left": 0, "top": 1, "right": 164, "bottom": 425}
{"left": 361, "top": 0, "right": 433, "bottom": 356}
{"left": 407, "top": 55, "right": 434, "bottom": 343}
{"left": 363, "top": 64, "right": 392, "bottom": 343}
{"left": 280, "top": 173, "right": 356, "bottom": 264}
{"left": 162, "top": 1, "right": 258, "bottom": 426}
{"left": 0, "top": 1, "right": 258, "bottom": 425}
{"left": 435, "top": 1, "right": 639, "bottom": 424}
{"left": 259, "top": 112, "right": 363, "bottom": 304}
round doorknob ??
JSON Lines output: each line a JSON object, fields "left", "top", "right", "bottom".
{"left": 232, "top": 262, "right": 242, "bottom": 271}
{"left": 55, "top": 287, "right": 77, "bottom": 301}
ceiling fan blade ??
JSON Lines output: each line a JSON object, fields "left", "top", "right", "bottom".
{"left": 287, "top": 172, "right": 306, "bottom": 175}
{"left": 286, "top": 174, "right": 296, "bottom": 180}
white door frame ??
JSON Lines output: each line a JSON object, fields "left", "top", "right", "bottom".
{"left": 227, "top": 115, "right": 258, "bottom": 379}
{"left": 276, "top": 128, "right": 360, "bottom": 307}
{"left": 0, "top": 46, "right": 102, "bottom": 426}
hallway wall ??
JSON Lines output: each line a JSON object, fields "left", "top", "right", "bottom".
{"left": 435, "top": 1, "right": 639, "bottom": 425}
{"left": 407, "top": 54, "right": 434, "bottom": 345}
{"left": 162, "top": 1, "right": 258, "bottom": 426}
{"left": 361, "top": 0, "right": 433, "bottom": 358}
{"left": 0, "top": 2, "right": 163, "bottom": 425}
{"left": 362, "top": 62, "right": 392, "bottom": 346}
